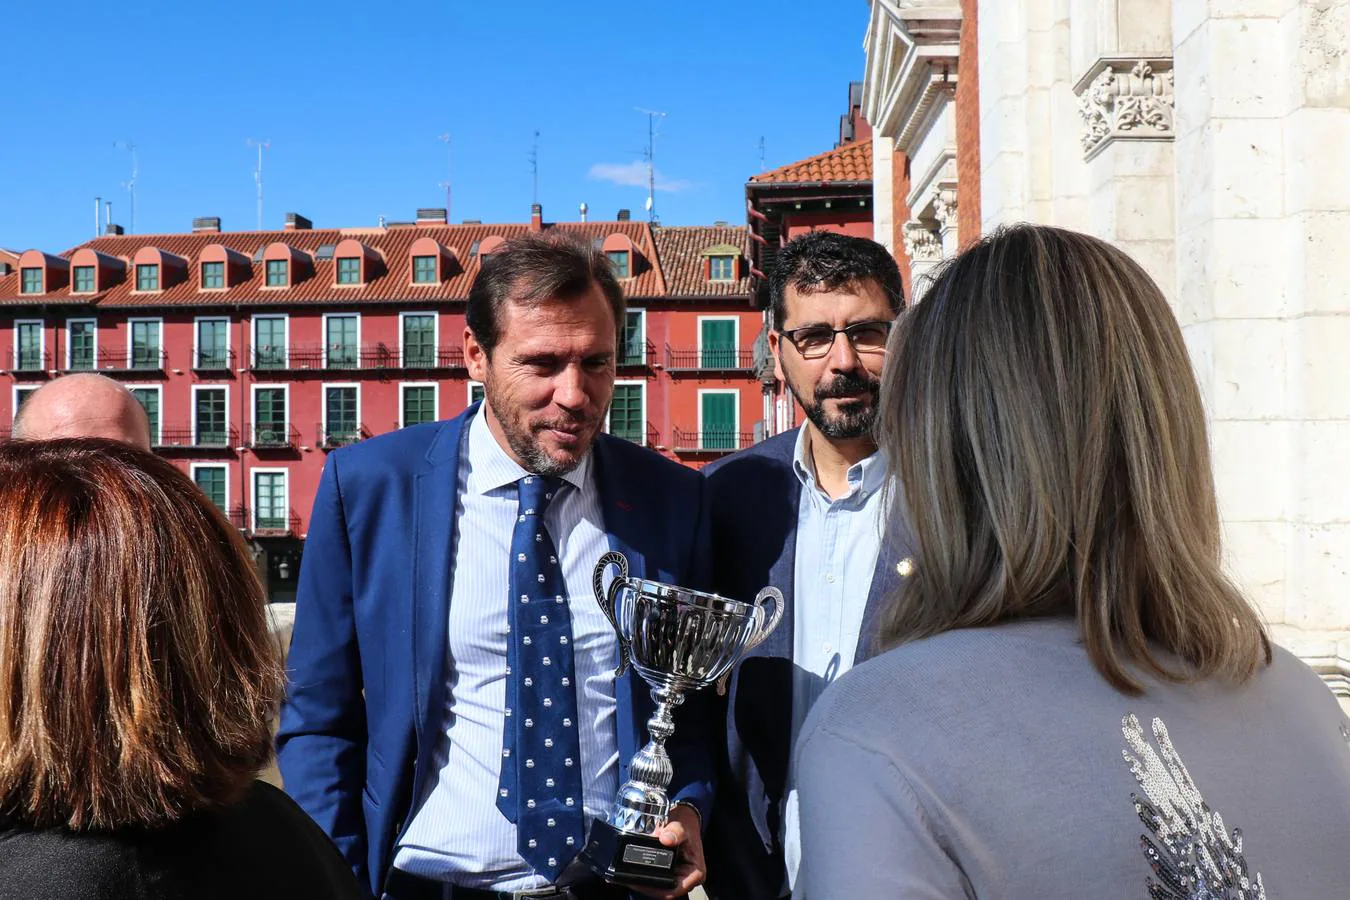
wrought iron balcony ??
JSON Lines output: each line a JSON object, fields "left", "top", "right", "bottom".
{"left": 251, "top": 508, "right": 301, "bottom": 537}
{"left": 10, "top": 350, "right": 52, "bottom": 376}
{"left": 248, "top": 344, "right": 466, "bottom": 373}
{"left": 226, "top": 504, "right": 250, "bottom": 531}
{"left": 94, "top": 348, "right": 168, "bottom": 373}
{"left": 609, "top": 421, "right": 659, "bottom": 447}
{"left": 193, "top": 347, "right": 236, "bottom": 372}
{"left": 317, "top": 423, "right": 370, "bottom": 450}
{"left": 618, "top": 340, "right": 656, "bottom": 368}
{"left": 671, "top": 426, "right": 752, "bottom": 454}
{"left": 400, "top": 346, "right": 467, "bottom": 370}
{"left": 664, "top": 345, "right": 755, "bottom": 373}
{"left": 155, "top": 425, "right": 239, "bottom": 451}
{"left": 248, "top": 423, "right": 300, "bottom": 450}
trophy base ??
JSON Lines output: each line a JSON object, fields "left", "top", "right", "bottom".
{"left": 570, "top": 820, "right": 678, "bottom": 889}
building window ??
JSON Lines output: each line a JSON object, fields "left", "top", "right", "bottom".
{"left": 700, "top": 391, "right": 737, "bottom": 450}
{"left": 67, "top": 320, "right": 95, "bottom": 371}
{"left": 15, "top": 322, "right": 43, "bottom": 371}
{"left": 73, "top": 266, "right": 96, "bottom": 293}
{"left": 607, "top": 250, "right": 630, "bottom": 279}
{"left": 709, "top": 255, "right": 735, "bottom": 281}
{"left": 196, "top": 319, "right": 229, "bottom": 369}
{"left": 337, "top": 257, "right": 361, "bottom": 285}
{"left": 13, "top": 387, "right": 37, "bottom": 419}
{"left": 253, "top": 316, "right": 287, "bottom": 369}
{"left": 402, "top": 314, "right": 436, "bottom": 367}
{"left": 324, "top": 386, "right": 360, "bottom": 446}
{"left": 622, "top": 309, "right": 646, "bottom": 366}
{"left": 201, "top": 261, "right": 225, "bottom": 289}
{"left": 699, "top": 318, "right": 737, "bottom": 368}
{"left": 402, "top": 385, "right": 436, "bottom": 427}
{"left": 412, "top": 255, "right": 438, "bottom": 284}
{"left": 253, "top": 471, "right": 287, "bottom": 531}
{"left": 266, "top": 259, "right": 289, "bottom": 287}
{"left": 135, "top": 264, "right": 159, "bottom": 291}
{"left": 20, "top": 268, "right": 42, "bottom": 294}
{"left": 131, "top": 320, "right": 162, "bottom": 369}
{"left": 609, "top": 384, "right": 644, "bottom": 445}
{"left": 253, "top": 388, "right": 288, "bottom": 445}
{"left": 192, "top": 465, "right": 227, "bottom": 513}
{"left": 194, "top": 388, "right": 228, "bottom": 446}
{"left": 469, "top": 382, "right": 485, "bottom": 405}
{"left": 130, "top": 388, "right": 160, "bottom": 446}
{"left": 325, "top": 315, "right": 359, "bottom": 368}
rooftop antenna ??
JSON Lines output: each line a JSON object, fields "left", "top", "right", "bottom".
{"left": 529, "top": 130, "right": 541, "bottom": 205}
{"left": 113, "top": 141, "right": 137, "bottom": 233}
{"left": 438, "top": 133, "right": 452, "bottom": 221}
{"left": 579, "top": 201, "right": 588, "bottom": 223}
{"left": 93, "top": 196, "right": 102, "bottom": 238}
{"left": 635, "top": 108, "right": 667, "bottom": 224}
{"left": 105, "top": 200, "right": 112, "bottom": 231}
{"left": 759, "top": 136, "right": 766, "bottom": 172}
{"left": 247, "top": 139, "right": 270, "bottom": 230}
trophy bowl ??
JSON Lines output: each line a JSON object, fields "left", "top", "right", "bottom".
{"left": 570, "top": 550, "right": 782, "bottom": 889}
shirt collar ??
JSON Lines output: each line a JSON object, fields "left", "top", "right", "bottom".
{"left": 791, "top": 425, "right": 886, "bottom": 500}
{"left": 466, "top": 405, "right": 592, "bottom": 495}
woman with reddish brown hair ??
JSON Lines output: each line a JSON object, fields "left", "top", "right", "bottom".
{"left": 0, "top": 438, "right": 363, "bottom": 899}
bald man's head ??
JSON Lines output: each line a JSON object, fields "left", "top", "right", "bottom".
{"left": 13, "top": 374, "right": 153, "bottom": 450}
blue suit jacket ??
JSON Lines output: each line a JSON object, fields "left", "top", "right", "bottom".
{"left": 277, "top": 407, "right": 715, "bottom": 897}
{"left": 698, "top": 428, "right": 916, "bottom": 900}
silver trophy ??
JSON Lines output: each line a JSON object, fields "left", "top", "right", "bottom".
{"left": 573, "top": 550, "right": 783, "bottom": 888}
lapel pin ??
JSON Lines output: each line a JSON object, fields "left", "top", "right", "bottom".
{"left": 896, "top": 558, "right": 915, "bottom": 577}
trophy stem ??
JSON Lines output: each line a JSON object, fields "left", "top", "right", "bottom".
{"left": 605, "top": 685, "right": 686, "bottom": 834}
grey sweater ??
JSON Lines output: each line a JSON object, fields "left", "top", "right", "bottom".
{"left": 793, "top": 616, "right": 1350, "bottom": 899}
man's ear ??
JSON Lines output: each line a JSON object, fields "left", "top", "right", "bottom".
{"left": 465, "top": 326, "right": 489, "bottom": 382}
{"left": 768, "top": 329, "right": 785, "bottom": 385}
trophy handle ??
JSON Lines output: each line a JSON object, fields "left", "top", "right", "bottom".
{"left": 742, "top": 586, "right": 785, "bottom": 654}
{"left": 593, "top": 550, "right": 632, "bottom": 677}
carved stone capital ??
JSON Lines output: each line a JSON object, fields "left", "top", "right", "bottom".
{"left": 933, "top": 187, "right": 958, "bottom": 231}
{"left": 903, "top": 221, "right": 943, "bottom": 262}
{"left": 1074, "top": 57, "right": 1174, "bottom": 161}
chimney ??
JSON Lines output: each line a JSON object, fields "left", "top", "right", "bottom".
{"left": 416, "top": 207, "right": 448, "bottom": 224}
{"left": 462, "top": 219, "right": 482, "bottom": 225}
{"left": 105, "top": 223, "right": 125, "bottom": 236}
{"left": 617, "top": 209, "right": 631, "bottom": 221}
{"left": 530, "top": 203, "right": 543, "bottom": 233}
{"left": 284, "top": 212, "right": 313, "bottom": 231}
{"left": 193, "top": 216, "right": 222, "bottom": 233}
{"left": 579, "top": 202, "right": 589, "bottom": 223}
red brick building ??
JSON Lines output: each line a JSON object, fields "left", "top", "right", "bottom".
{"left": 0, "top": 209, "right": 759, "bottom": 600}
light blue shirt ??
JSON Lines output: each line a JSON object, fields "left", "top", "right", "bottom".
{"left": 393, "top": 409, "right": 620, "bottom": 890}
{"left": 782, "top": 425, "right": 887, "bottom": 890}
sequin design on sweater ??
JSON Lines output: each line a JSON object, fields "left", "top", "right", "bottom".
{"left": 1121, "top": 714, "right": 1266, "bottom": 900}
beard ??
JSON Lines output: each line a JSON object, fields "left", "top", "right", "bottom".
{"left": 486, "top": 385, "right": 597, "bottom": 477}
{"left": 792, "top": 370, "right": 881, "bottom": 440}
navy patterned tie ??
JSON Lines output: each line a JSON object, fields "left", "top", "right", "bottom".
{"left": 497, "top": 474, "right": 586, "bottom": 880}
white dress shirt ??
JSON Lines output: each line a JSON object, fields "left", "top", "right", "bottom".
{"left": 393, "top": 409, "right": 620, "bottom": 890}
{"left": 782, "top": 426, "right": 887, "bottom": 890}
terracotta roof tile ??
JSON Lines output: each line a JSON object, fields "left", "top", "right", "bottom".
{"left": 748, "top": 139, "right": 872, "bottom": 186}
{"left": 652, "top": 225, "right": 752, "bottom": 298}
{"left": 0, "top": 221, "right": 666, "bottom": 308}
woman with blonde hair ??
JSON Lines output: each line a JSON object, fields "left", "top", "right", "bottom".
{"left": 0, "top": 439, "right": 362, "bottom": 899}
{"left": 793, "top": 225, "right": 1350, "bottom": 898}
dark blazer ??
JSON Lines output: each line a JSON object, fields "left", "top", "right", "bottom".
{"left": 699, "top": 428, "right": 915, "bottom": 900}
{"left": 276, "top": 406, "right": 714, "bottom": 898}
{"left": 0, "top": 781, "right": 364, "bottom": 900}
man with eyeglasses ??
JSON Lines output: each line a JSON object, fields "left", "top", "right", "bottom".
{"left": 699, "top": 231, "right": 916, "bottom": 900}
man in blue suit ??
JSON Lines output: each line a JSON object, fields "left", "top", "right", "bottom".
{"left": 278, "top": 234, "right": 711, "bottom": 900}
{"left": 700, "top": 232, "right": 914, "bottom": 900}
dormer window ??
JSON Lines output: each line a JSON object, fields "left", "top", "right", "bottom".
{"left": 413, "top": 256, "right": 437, "bottom": 284}
{"left": 337, "top": 258, "right": 361, "bottom": 285}
{"left": 21, "top": 268, "right": 42, "bottom": 294}
{"left": 607, "top": 250, "right": 631, "bottom": 279}
{"left": 202, "top": 262, "right": 225, "bottom": 289}
{"left": 73, "top": 266, "right": 95, "bottom": 293}
{"left": 709, "top": 255, "right": 735, "bottom": 281}
{"left": 266, "top": 260, "right": 289, "bottom": 287}
{"left": 136, "top": 264, "right": 160, "bottom": 291}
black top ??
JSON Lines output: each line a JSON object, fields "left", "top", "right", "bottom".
{"left": 0, "top": 780, "right": 365, "bottom": 899}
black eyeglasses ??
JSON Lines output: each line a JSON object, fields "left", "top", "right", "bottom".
{"left": 779, "top": 320, "right": 893, "bottom": 360}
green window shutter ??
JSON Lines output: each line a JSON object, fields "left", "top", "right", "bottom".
{"left": 403, "top": 386, "right": 436, "bottom": 426}
{"left": 254, "top": 388, "right": 287, "bottom": 444}
{"left": 132, "top": 321, "right": 161, "bottom": 369}
{"left": 130, "top": 389, "right": 159, "bottom": 443}
{"left": 337, "top": 258, "right": 361, "bottom": 284}
{"left": 326, "top": 316, "right": 358, "bottom": 368}
{"left": 701, "top": 392, "right": 736, "bottom": 450}
{"left": 69, "top": 321, "right": 95, "bottom": 370}
{"left": 254, "top": 473, "right": 285, "bottom": 529}
{"left": 470, "top": 383, "right": 485, "bottom": 405}
{"left": 194, "top": 388, "right": 227, "bottom": 445}
{"left": 413, "top": 256, "right": 438, "bottom": 283}
{"left": 193, "top": 467, "right": 227, "bottom": 512}
{"left": 255, "top": 318, "right": 285, "bottom": 368}
{"left": 325, "top": 387, "right": 359, "bottom": 444}
{"left": 610, "top": 385, "right": 644, "bottom": 444}
{"left": 700, "top": 319, "right": 736, "bottom": 368}
{"left": 402, "top": 314, "right": 435, "bottom": 367}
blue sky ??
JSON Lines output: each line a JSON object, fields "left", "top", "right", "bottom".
{"left": 4, "top": 1, "right": 869, "bottom": 254}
